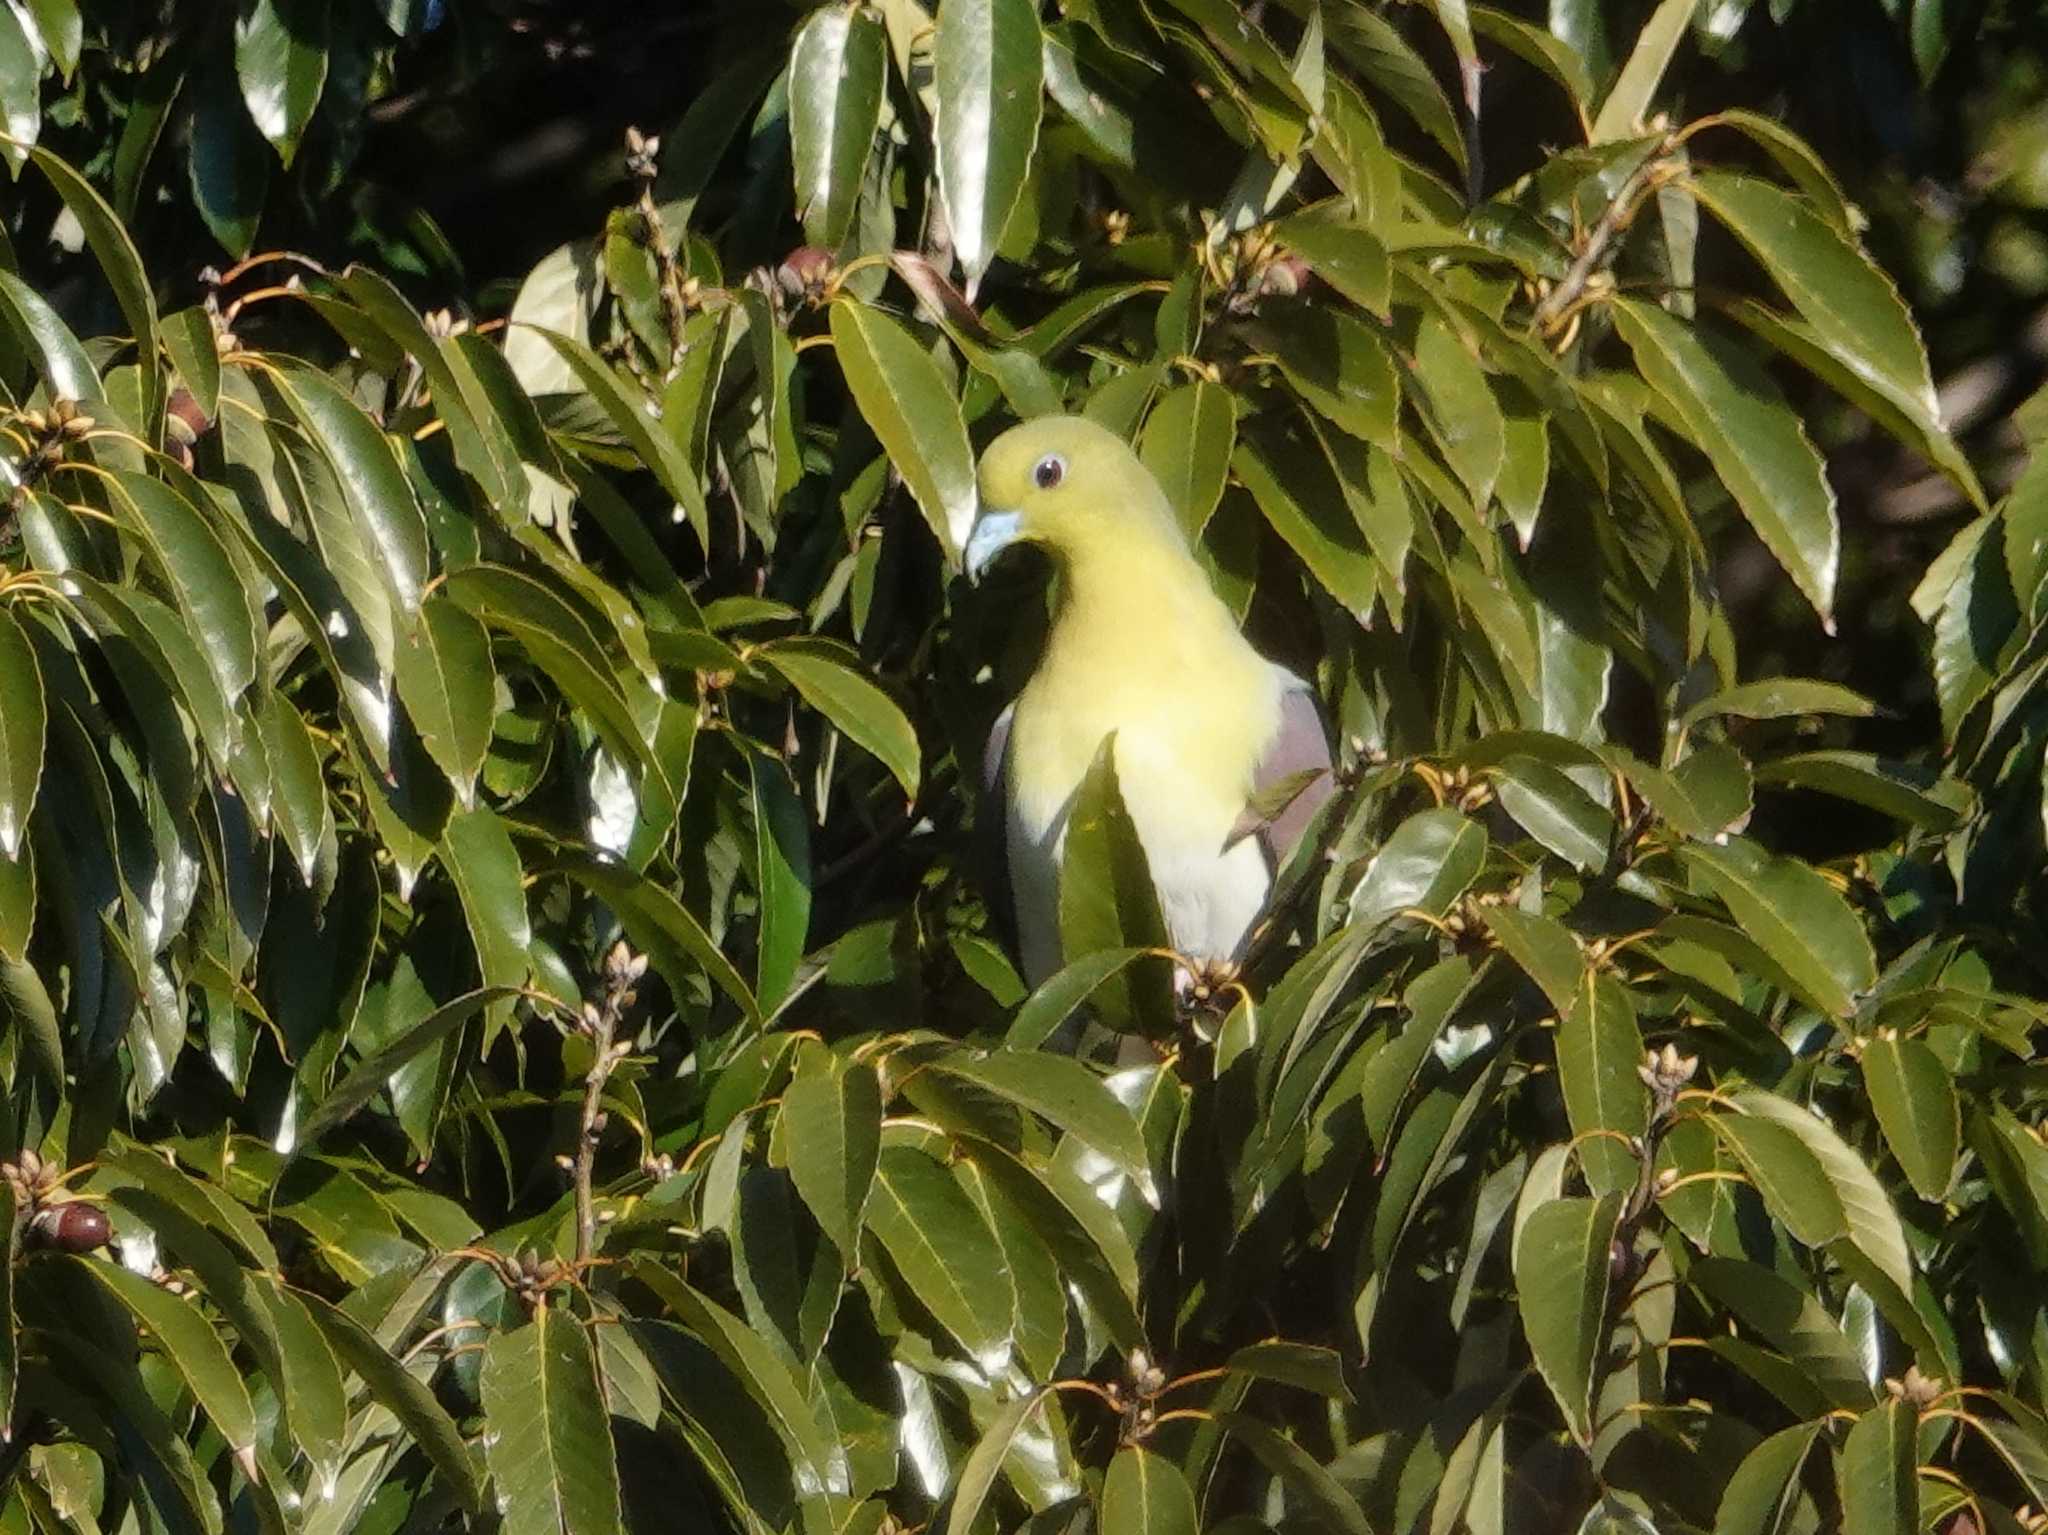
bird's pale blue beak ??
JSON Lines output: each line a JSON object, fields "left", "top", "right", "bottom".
{"left": 963, "top": 507, "right": 1023, "bottom": 585}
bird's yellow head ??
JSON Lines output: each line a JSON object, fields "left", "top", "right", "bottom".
{"left": 964, "top": 415, "right": 1184, "bottom": 583}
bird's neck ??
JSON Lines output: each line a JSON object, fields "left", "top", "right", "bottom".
{"left": 1038, "top": 531, "right": 1248, "bottom": 687}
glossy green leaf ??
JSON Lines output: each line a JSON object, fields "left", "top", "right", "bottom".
{"left": 111, "top": 472, "right": 260, "bottom": 705}
{"left": 1347, "top": 806, "right": 1485, "bottom": 928}
{"left": 440, "top": 806, "right": 532, "bottom": 1020}
{"left": 1708, "top": 1111, "right": 1848, "bottom": 1247}
{"left": 1412, "top": 316, "right": 1505, "bottom": 512}
{"left": 481, "top": 1309, "right": 624, "bottom": 1535}
{"left": 1140, "top": 380, "right": 1237, "bottom": 539}
{"left": 1613, "top": 297, "right": 1838, "bottom": 628}
{"left": 524, "top": 325, "right": 708, "bottom": 537}
{"left": 1589, "top": 0, "right": 1697, "bottom": 141}
{"left": 394, "top": 596, "right": 496, "bottom": 807}
{"left": 0, "top": 608, "right": 44, "bottom": 860}
{"left": 1271, "top": 212, "right": 1391, "bottom": 319}
{"left": 1837, "top": 1398, "right": 1915, "bottom": 1535}
{"left": 301, "top": 1291, "right": 484, "bottom": 1513}
{"left": 1730, "top": 1089, "right": 1912, "bottom": 1295}
{"left": 1693, "top": 171, "right": 1939, "bottom": 431}
{"left": 26, "top": 146, "right": 159, "bottom": 424}
{"left": 1100, "top": 1445, "right": 1198, "bottom": 1535}
{"left": 0, "top": 1180, "right": 15, "bottom": 1437}
{"left": 1257, "top": 305, "right": 1399, "bottom": 448}
{"left": 66, "top": 1255, "right": 257, "bottom": 1455}
{"left": 1712, "top": 1421, "right": 1820, "bottom": 1535}
{"left": 789, "top": 5, "right": 887, "bottom": 249}
{"left": 867, "top": 1145, "right": 1015, "bottom": 1359}
{"left": 273, "top": 361, "right": 431, "bottom": 615}
{"left": 1680, "top": 837, "right": 1875, "bottom": 1017}
{"left": 828, "top": 298, "right": 978, "bottom": 560}
{"left": 1213, "top": 1413, "right": 1372, "bottom": 1535}
{"left": 1057, "top": 737, "right": 1172, "bottom": 1036}
{"left": 1513, "top": 1194, "right": 1623, "bottom": 1444}
{"left": 927, "top": 1048, "right": 1153, "bottom": 1196}
{"left": 781, "top": 1042, "right": 881, "bottom": 1259}
{"left": 934, "top": 0, "right": 1045, "bottom": 282}
{"left": 234, "top": 0, "right": 327, "bottom": 167}
{"left": 297, "top": 987, "right": 518, "bottom": 1149}
{"left": 1860, "top": 1033, "right": 1959, "bottom": 1203}
{"left": 1558, "top": 972, "right": 1646, "bottom": 1196}
{"left": 942, "top": 1389, "right": 1051, "bottom": 1535}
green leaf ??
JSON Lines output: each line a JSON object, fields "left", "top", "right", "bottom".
{"left": 1558, "top": 972, "right": 1647, "bottom": 1196}
{"left": 1837, "top": 1399, "right": 1916, "bottom": 1535}
{"left": 234, "top": 0, "right": 327, "bottom": 167}
{"left": 442, "top": 564, "right": 661, "bottom": 793}
{"left": 781, "top": 1042, "right": 881, "bottom": 1259}
{"left": 1860, "top": 1034, "right": 1958, "bottom": 1203}
{"left": 1235, "top": 428, "right": 1382, "bottom": 623}
{"left": 749, "top": 752, "right": 811, "bottom": 1015}
{"left": 440, "top": 806, "right": 532, "bottom": 1024}
{"left": 273, "top": 361, "right": 432, "bottom": 616}
{"left": 934, "top": 0, "right": 1044, "bottom": 282}
{"left": 1712, "top": 1421, "right": 1820, "bottom": 1535}
{"left": 0, "top": 18, "right": 38, "bottom": 179}
{"left": 188, "top": 57, "right": 271, "bottom": 257}
{"left": 524, "top": 326, "right": 708, "bottom": 538}
{"left": 866, "top": 1145, "right": 1015, "bottom": 1360}
{"left": 1347, "top": 806, "right": 1485, "bottom": 928}
{"left": 1102, "top": 1446, "right": 1200, "bottom": 1535}
{"left": 1612, "top": 297, "right": 1838, "bottom": 629}
{"left": 255, "top": 690, "right": 331, "bottom": 886}
{"left": 1494, "top": 755, "right": 1612, "bottom": 870}
{"left": 1057, "top": 737, "right": 1172, "bottom": 1037}
{"left": 1212, "top": 1413, "right": 1373, "bottom": 1535}
{"left": 1707, "top": 1111, "right": 1849, "bottom": 1247}
{"left": 1752, "top": 752, "right": 1963, "bottom": 832}
{"left": 1003, "top": 946, "right": 1155, "bottom": 1049}
{"left": 300, "top": 1291, "right": 483, "bottom": 1512}
{"left": 1512, "top": 1193, "right": 1623, "bottom": 1444}
{"left": 1730, "top": 1089, "right": 1912, "bottom": 1295}
{"left": 1693, "top": 171, "right": 1940, "bottom": 432}
{"left": 633, "top": 1264, "right": 847, "bottom": 1498}
{"left": 66, "top": 1255, "right": 257, "bottom": 1455}
{"left": 828, "top": 299, "right": 978, "bottom": 560}
{"left": 1273, "top": 212, "right": 1391, "bottom": 320}
{"left": 0, "top": 608, "right": 45, "bottom": 860}
{"left": 25, "top": 145, "right": 160, "bottom": 425}
{"left": 1140, "top": 380, "right": 1237, "bottom": 540}
{"left": 0, "top": 268, "right": 101, "bottom": 402}
{"left": 1481, "top": 904, "right": 1582, "bottom": 1013}
{"left": 297, "top": 987, "right": 518, "bottom": 1149}
{"left": 756, "top": 635, "right": 920, "bottom": 800}
{"left": 394, "top": 596, "right": 496, "bottom": 808}
{"left": 1589, "top": 0, "right": 1697, "bottom": 141}
{"left": 789, "top": 4, "right": 887, "bottom": 249}
{"left": 111, "top": 472, "right": 261, "bottom": 706}
{"left": 1412, "top": 316, "right": 1506, "bottom": 512}
{"left": 553, "top": 856, "right": 760, "bottom": 1026}
{"left": 1680, "top": 837, "right": 1875, "bottom": 1017}
{"left": 0, "top": 1180, "right": 15, "bottom": 1437}
{"left": 481, "top": 1309, "right": 624, "bottom": 1535}
{"left": 942, "top": 1389, "right": 1051, "bottom": 1535}
{"left": 1682, "top": 677, "right": 1876, "bottom": 726}
{"left": 927, "top": 1049, "right": 1154, "bottom": 1198}
{"left": 163, "top": 305, "right": 221, "bottom": 420}
{"left": 1256, "top": 305, "right": 1399, "bottom": 448}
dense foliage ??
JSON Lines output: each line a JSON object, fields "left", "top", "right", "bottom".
{"left": 2, "top": 1, "right": 2048, "bottom": 1532}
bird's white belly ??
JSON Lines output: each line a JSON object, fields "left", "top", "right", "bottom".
{"left": 1007, "top": 762, "right": 1272, "bottom": 987}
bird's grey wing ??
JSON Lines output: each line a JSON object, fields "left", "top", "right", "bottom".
{"left": 978, "top": 702, "right": 1019, "bottom": 949}
{"left": 1235, "top": 673, "right": 1335, "bottom": 872}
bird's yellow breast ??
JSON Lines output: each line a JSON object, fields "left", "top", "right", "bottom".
{"left": 1006, "top": 550, "right": 1282, "bottom": 851}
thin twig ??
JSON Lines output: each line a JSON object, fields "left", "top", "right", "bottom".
{"left": 1532, "top": 153, "right": 1676, "bottom": 337}
{"left": 573, "top": 941, "right": 648, "bottom": 1264}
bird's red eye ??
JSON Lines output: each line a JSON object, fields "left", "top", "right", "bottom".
{"left": 1033, "top": 455, "right": 1065, "bottom": 490}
